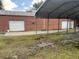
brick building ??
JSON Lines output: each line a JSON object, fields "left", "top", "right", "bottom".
{"left": 0, "top": 11, "right": 74, "bottom": 32}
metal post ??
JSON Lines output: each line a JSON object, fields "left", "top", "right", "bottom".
{"left": 66, "top": 19, "right": 69, "bottom": 34}
{"left": 47, "top": 14, "right": 50, "bottom": 36}
{"left": 36, "top": 18, "right": 37, "bottom": 35}
{"left": 74, "top": 19, "right": 76, "bottom": 34}
{"left": 69, "top": 19, "right": 71, "bottom": 34}
{"left": 69, "top": 19, "right": 71, "bottom": 29}
{"left": 58, "top": 18, "right": 60, "bottom": 34}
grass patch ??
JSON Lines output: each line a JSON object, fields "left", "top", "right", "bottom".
{"left": 0, "top": 35, "right": 38, "bottom": 49}
{"left": 0, "top": 33, "right": 78, "bottom": 59}
{"left": 28, "top": 46, "right": 79, "bottom": 59}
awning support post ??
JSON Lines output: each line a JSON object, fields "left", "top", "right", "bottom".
{"left": 47, "top": 14, "right": 50, "bottom": 36}
{"left": 36, "top": 18, "right": 38, "bottom": 36}
{"left": 69, "top": 19, "right": 71, "bottom": 30}
{"left": 58, "top": 18, "right": 60, "bottom": 34}
{"left": 66, "top": 19, "right": 69, "bottom": 34}
{"left": 74, "top": 19, "right": 76, "bottom": 34}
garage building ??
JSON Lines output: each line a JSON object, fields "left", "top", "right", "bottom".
{"left": 0, "top": 11, "right": 74, "bottom": 32}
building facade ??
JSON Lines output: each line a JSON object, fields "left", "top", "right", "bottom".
{"left": 0, "top": 11, "right": 74, "bottom": 32}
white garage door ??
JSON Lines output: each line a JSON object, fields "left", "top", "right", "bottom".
{"left": 9, "top": 21, "right": 25, "bottom": 31}
{"left": 62, "top": 21, "right": 74, "bottom": 29}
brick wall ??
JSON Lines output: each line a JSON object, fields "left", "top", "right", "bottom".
{"left": 0, "top": 16, "right": 8, "bottom": 32}
{"left": 0, "top": 15, "right": 62, "bottom": 32}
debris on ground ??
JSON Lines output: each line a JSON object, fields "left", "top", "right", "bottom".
{"left": 0, "top": 38, "right": 56, "bottom": 59}
{"left": 57, "top": 34, "right": 79, "bottom": 47}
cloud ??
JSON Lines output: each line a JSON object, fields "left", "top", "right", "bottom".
{"left": 13, "top": 7, "right": 30, "bottom": 11}
{"left": 32, "top": 0, "right": 45, "bottom": 4}
{"left": 23, "top": 7, "right": 32, "bottom": 11}
{"left": 24, "top": 7, "right": 28, "bottom": 10}
{"left": 2, "top": 0, "right": 18, "bottom": 10}
{"left": 22, "top": 3, "right": 25, "bottom": 6}
{"left": 29, "top": 4, "right": 33, "bottom": 8}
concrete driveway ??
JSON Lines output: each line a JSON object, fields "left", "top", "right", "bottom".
{"left": 4, "top": 30, "right": 66, "bottom": 36}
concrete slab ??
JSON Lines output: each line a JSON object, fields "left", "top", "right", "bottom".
{"left": 4, "top": 30, "right": 66, "bottom": 36}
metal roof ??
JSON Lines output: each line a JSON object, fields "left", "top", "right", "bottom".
{"left": 35, "top": 0, "right": 79, "bottom": 19}
{"left": 0, "top": 10, "right": 35, "bottom": 16}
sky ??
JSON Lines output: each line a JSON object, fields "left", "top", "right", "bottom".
{"left": 2, "top": 0, "right": 45, "bottom": 11}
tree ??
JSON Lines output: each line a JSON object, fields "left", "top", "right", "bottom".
{"left": 0, "top": 0, "right": 4, "bottom": 10}
{"left": 33, "top": 1, "right": 43, "bottom": 10}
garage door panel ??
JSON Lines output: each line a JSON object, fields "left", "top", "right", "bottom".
{"left": 71, "top": 21, "right": 74, "bottom": 28}
{"left": 62, "top": 21, "right": 74, "bottom": 29}
{"left": 9, "top": 21, "right": 25, "bottom": 31}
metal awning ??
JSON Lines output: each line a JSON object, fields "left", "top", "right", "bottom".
{"left": 35, "top": 0, "right": 79, "bottom": 19}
